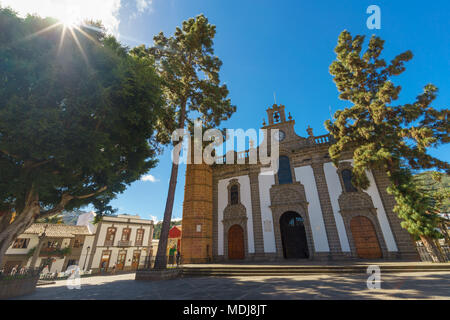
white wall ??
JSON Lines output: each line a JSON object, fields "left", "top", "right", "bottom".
{"left": 294, "top": 165, "right": 330, "bottom": 252}
{"left": 6, "top": 235, "right": 39, "bottom": 255}
{"left": 323, "top": 162, "right": 351, "bottom": 252}
{"left": 78, "top": 235, "right": 95, "bottom": 271}
{"left": 258, "top": 171, "right": 276, "bottom": 253}
{"left": 217, "top": 175, "right": 255, "bottom": 256}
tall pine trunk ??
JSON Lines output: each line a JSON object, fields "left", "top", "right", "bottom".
{"left": 153, "top": 105, "right": 186, "bottom": 270}
{"left": 420, "top": 235, "right": 446, "bottom": 263}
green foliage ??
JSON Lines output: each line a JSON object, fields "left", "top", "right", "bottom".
{"left": 153, "top": 220, "right": 181, "bottom": 239}
{"left": 136, "top": 14, "right": 236, "bottom": 142}
{"left": 325, "top": 30, "right": 449, "bottom": 238}
{"left": 37, "top": 214, "right": 63, "bottom": 224}
{"left": 26, "top": 246, "right": 71, "bottom": 258}
{"left": 414, "top": 171, "right": 450, "bottom": 213}
{"left": 0, "top": 8, "right": 164, "bottom": 218}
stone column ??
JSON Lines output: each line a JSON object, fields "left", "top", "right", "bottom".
{"left": 249, "top": 170, "right": 265, "bottom": 259}
{"left": 311, "top": 161, "right": 342, "bottom": 257}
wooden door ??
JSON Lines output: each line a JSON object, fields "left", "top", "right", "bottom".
{"left": 350, "top": 216, "right": 382, "bottom": 259}
{"left": 228, "top": 225, "right": 245, "bottom": 260}
{"left": 99, "top": 250, "right": 111, "bottom": 272}
{"left": 117, "top": 250, "right": 127, "bottom": 270}
{"left": 131, "top": 250, "right": 141, "bottom": 270}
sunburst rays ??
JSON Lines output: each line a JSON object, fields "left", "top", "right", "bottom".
{"left": 22, "top": 19, "right": 99, "bottom": 67}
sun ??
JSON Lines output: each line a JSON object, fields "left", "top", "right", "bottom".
{"left": 58, "top": 12, "right": 80, "bottom": 28}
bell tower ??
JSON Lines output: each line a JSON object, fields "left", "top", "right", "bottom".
{"left": 265, "top": 104, "right": 288, "bottom": 125}
{"left": 180, "top": 153, "right": 213, "bottom": 263}
{"left": 262, "top": 104, "right": 298, "bottom": 144}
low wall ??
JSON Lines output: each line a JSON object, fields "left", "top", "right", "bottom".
{"left": 0, "top": 275, "right": 40, "bottom": 299}
{"left": 135, "top": 269, "right": 181, "bottom": 281}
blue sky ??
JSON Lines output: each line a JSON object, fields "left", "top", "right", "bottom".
{"left": 4, "top": 0, "right": 449, "bottom": 221}
{"left": 114, "top": 0, "right": 450, "bottom": 222}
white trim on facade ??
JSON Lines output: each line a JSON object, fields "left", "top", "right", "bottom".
{"left": 323, "top": 162, "right": 351, "bottom": 252}
{"left": 294, "top": 165, "right": 330, "bottom": 252}
{"left": 258, "top": 171, "right": 277, "bottom": 253}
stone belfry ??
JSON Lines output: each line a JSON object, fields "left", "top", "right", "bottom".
{"left": 180, "top": 143, "right": 213, "bottom": 263}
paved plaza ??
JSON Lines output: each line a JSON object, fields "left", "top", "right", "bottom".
{"left": 14, "top": 271, "right": 450, "bottom": 300}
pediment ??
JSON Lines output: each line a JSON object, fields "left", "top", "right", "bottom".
{"left": 223, "top": 203, "right": 247, "bottom": 221}
{"left": 270, "top": 182, "right": 307, "bottom": 206}
{"left": 338, "top": 192, "right": 375, "bottom": 214}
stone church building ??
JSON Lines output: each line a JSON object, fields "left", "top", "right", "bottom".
{"left": 180, "top": 104, "right": 418, "bottom": 263}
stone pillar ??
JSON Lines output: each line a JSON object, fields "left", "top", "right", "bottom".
{"left": 180, "top": 163, "right": 213, "bottom": 264}
{"left": 311, "top": 161, "right": 343, "bottom": 257}
{"left": 371, "top": 168, "right": 419, "bottom": 261}
{"left": 249, "top": 170, "right": 265, "bottom": 259}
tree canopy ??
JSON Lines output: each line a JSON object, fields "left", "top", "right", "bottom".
{"left": 0, "top": 7, "right": 163, "bottom": 263}
{"left": 325, "top": 31, "right": 449, "bottom": 255}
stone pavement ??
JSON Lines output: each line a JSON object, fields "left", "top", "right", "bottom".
{"left": 13, "top": 271, "right": 450, "bottom": 300}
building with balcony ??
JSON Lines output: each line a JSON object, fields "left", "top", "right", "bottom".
{"left": 79, "top": 214, "right": 154, "bottom": 273}
{"left": 1, "top": 224, "right": 94, "bottom": 274}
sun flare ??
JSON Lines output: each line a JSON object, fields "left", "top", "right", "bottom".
{"left": 0, "top": 0, "right": 121, "bottom": 34}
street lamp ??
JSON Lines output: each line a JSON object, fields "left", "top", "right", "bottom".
{"left": 83, "top": 246, "right": 91, "bottom": 271}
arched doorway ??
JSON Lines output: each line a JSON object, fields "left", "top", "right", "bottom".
{"left": 350, "top": 216, "right": 382, "bottom": 259}
{"left": 228, "top": 224, "right": 245, "bottom": 260}
{"left": 280, "top": 211, "right": 309, "bottom": 259}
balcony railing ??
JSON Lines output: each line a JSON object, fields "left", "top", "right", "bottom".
{"left": 117, "top": 240, "right": 131, "bottom": 247}
{"left": 214, "top": 134, "right": 334, "bottom": 164}
{"left": 38, "top": 247, "right": 71, "bottom": 257}
{"left": 104, "top": 240, "right": 114, "bottom": 246}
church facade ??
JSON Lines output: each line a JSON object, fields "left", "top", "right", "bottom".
{"left": 180, "top": 104, "right": 419, "bottom": 263}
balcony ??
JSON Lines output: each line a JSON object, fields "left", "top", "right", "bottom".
{"left": 38, "top": 247, "right": 71, "bottom": 257}
{"left": 135, "top": 240, "right": 143, "bottom": 246}
{"left": 117, "top": 240, "right": 132, "bottom": 247}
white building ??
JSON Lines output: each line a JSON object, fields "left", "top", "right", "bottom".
{"left": 80, "top": 214, "right": 154, "bottom": 272}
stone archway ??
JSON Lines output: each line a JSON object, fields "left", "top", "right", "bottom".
{"left": 350, "top": 216, "right": 382, "bottom": 259}
{"left": 228, "top": 224, "right": 245, "bottom": 260}
{"left": 279, "top": 211, "right": 309, "bottom": 259}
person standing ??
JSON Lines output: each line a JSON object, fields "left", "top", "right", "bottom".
{"left": 176, "top": 250, "right": 181, "bottom": 267}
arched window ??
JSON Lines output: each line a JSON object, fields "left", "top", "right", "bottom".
{"left": 230, "top": 185, "right": 239, "bottom": 205}
{"left": 342, "top": 169, "right": 357, "bottom": 192}
{"left": 278, "top": 156, "right": 293, "bottom": 184}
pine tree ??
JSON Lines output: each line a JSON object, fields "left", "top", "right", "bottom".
{"left": 325, "top": 30, "right": 449, "bottom": 262}
{"left": 135, "top": 15, "right": 235, "bottom": 269}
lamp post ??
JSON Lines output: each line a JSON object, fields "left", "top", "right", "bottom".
{"left": 83, "top": 246, "right": 91, "bottom": 271}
